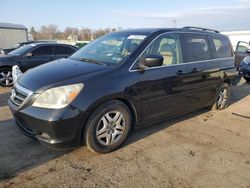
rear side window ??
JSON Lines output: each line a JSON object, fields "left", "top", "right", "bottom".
{"left": 31, "top": 46, "right": 53, "bottom": 56}
{"left": 181, "top": 34, "right": 211, "bottom": 62}
{"left": 55, "top": 46, "right": 74, "bottom": 55}
{"left": 210, "top": 36, "right": 232, "bottom": 58}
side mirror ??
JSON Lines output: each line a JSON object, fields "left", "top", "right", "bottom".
{"left": 139, "top": 55, "right": 163, "bottom": 69}
{"left": 25, "top": 52, "right": 33, "bottom": 57}
{"left": 246, "top": 49, "right": 250, "bottom": 54}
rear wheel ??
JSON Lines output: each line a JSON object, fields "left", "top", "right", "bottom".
{"left": 0, "top": 67, "right": 13, "bottom": 87}
{"left": 243, "top": 77, "right": 250, "bottom": 83}
{"left": 84, "top": 100, "right": 132, "bottom": 153}
{"left": 211, "top": 83, "right": 230, "bottom": 110}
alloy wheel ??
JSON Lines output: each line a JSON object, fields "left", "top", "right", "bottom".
{"left": 217, "top": 88, "right": 228, "bottom": 109}
{"left": 0, "top": 70, "right": 13, "bottom": 86}
{"left": 96, "top": 111, "right": 126, "bottom": 146}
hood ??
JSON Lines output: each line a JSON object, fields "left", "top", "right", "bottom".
{"left": 18, "top": 58, "right": 109, "bottom": 92}
{"left": 0, "top": 54, "right": 19, "bottom": 62}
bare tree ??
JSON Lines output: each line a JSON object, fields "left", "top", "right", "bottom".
{"left": 64, "top": 27, "right": 79, "bottom": 38}
{"left": 29, "top": 27, "right": 38, "bottom": 40}
{"left": 79, "top": 28, "right": 92, "bottom": 41}
{"left": 39, "top": 24, "right": 59, "bottom": 40}
{"left": 29, "top": 25, "right": 117, "bottom": 41}
{"left": 93, "top": 28, "right": 116, "bottom": 39}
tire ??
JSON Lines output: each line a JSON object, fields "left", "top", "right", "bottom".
{"left": 0, "top": 67, "right": 13, "bottom": 87}
{"left": 84, "top": 100, "right": 132, "bottom": 153}
{"left": 244, "top": 77, "right": 250, "bottom": 83}
{"left": 211, "top": 83, "right": 231, "bottom": 111}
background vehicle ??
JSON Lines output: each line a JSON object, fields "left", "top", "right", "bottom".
{"left": 239, "top": 57, "right": 250, "bottom": 82}
{"left": 0, "top": 43, "right": 78, "bottom": 86}
{"left": 234, "top": 41, "right": 250, "bottom": 68}
{"left": 0, "top": 23, "right": 28, "bottom": 49}
{"left": 8, "top": 27, "right": 237, "bottom": 153}
{"left": 0, "top": 40, "right": 58, "bottom": 55}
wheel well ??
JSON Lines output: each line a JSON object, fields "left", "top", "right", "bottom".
{"left": 224, "top": 79, "right": 231, "bottom": 86}
{"left": 0, "top": 66, "right": 12, "bottom": 70}
{"left": 80, "top": 98, "right": 137, "bottom": 145}
{"left": 116, "top": 98, "right": 137, "bottom": 128}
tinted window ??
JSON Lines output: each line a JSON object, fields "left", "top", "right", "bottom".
{"left": 8, "top": 44, "right": 34, "bottom": 56}
{"left": 211, "top": 37, "right": 232, "bottom": 58}
{"left": 31, "top": 46, "right": 53, "bottom": 56}
{"left": 56, "top": 46, "right": 74, "bottom": 55}
{"left": 182, "top": 34, "right": 211, "bottom": 62}
{"left": 138, "top": 34, "right": 182, "bottom": 66}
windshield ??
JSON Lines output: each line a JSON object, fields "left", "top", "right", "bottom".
{"left": 70, "top": 33, "right": 148, "bottom": 65}
{"left": 8, "top": 44, "right": 35, "bottom": 56}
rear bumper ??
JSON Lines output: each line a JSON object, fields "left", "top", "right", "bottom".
{"left": 224, "top": 67, "right": 241, "bottom": 85}
{"left": 8, "top": 99, "right": 88, "bottom": 150}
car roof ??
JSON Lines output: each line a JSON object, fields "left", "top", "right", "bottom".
{"left": 27, "top": 42, "right": 77, "bottom": 48}
{"left": 114, "top": 27, "right": 227, "bottom": 37}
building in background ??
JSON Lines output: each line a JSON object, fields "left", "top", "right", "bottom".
{"left": 0, "top": 23, "right": 28, "bottom": 49}
{"left": 222, "top": 30, "right": 250, "bottom": 50}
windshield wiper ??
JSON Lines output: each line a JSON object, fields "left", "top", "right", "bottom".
{"left": 78, "top": 58, "right": 106, "bottom": 65}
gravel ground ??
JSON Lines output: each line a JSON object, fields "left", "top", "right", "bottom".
{"left": 0, "top": 80, "right": 250, "bottom": 188}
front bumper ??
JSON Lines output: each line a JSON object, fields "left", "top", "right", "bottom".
{"left": 8, "top": 99, "right": 88, "bottom": 150}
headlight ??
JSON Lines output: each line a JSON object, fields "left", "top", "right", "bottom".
{"left": 32, "top": 83, "right": 84, "bottom": 109}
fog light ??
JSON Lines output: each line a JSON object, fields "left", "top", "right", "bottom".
{"left": 40, "top": 132, "right": 50, "bottom": 140}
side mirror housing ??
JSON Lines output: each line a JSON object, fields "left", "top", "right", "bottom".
{"left": 139, "top": 55, "right": 163, "bottom": 69}
{"left": 25, "top": 52, "right": 33, "bottom": 57}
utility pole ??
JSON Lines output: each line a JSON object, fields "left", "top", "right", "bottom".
{"left": 173, "top": 18, "right": 177, "bottom": 28}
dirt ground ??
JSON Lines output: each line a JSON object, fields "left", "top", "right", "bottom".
{"left": 0, "top": 80, "right": 250, "bottom": 188}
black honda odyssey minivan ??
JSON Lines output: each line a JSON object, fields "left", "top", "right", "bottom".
{"left": 8, "top": 27, "right": 237, "bottom": 153}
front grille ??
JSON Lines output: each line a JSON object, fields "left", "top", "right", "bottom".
{"left": 10, "top": 84, "right": 32, "bottom": 108}
{"left": 15, "top": 119, "right": 34, "bottom": 136}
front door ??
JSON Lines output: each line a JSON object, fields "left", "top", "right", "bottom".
{"left": 235, "top": 41, "right": 250, "bottom": 68}
{"left": 20, "top": 45, "right": 54, "bottom": 72}
{"left": 131, "top": 33, "right": 191, "bottom": 123}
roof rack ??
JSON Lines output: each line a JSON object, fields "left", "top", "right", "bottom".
{"left": 182, "top": 26, "right": 220, "bottom": 34}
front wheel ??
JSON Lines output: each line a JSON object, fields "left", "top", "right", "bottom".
{"left": 211, "top": 83, "right": 231, "bottom": 110}
{"left": 0, "top": 67, "right": 13, "bottom": 87}
{"left": 84, "top": 100, "right": 132, "bottom": 153}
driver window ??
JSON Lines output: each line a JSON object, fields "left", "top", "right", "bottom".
{"left": 30, "top": 46, "right": 53, "bottom": 57}
{"left": 139, "top": 34, "right": 182, "bottom": 67}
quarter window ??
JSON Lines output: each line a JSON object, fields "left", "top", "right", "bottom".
{"left": 56, "top": 46, "right": 74, "bottom": 55}
{"left": 139, "top": 34, "right": 182, "bottom": 67}
{"left": 182, "top": 34, "right": 211, "bottom": 62}
{"left": 211, "top": 37, "right": 232, "bottom": 58}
